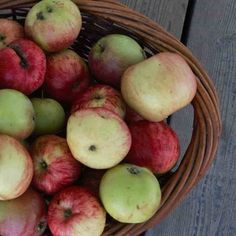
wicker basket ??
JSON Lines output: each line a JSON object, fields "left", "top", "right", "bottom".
{"left": 0, "top": 0, "right": 222, "bottom": 235}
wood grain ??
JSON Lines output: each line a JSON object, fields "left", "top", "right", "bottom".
{"left": 147, "top": 0, "right": 236, "bottom": 235}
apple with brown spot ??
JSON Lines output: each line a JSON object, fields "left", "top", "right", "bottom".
{"left": 67, "top": 108, "right": 131, "bottom": 169}
{"left": 0, "top": 188, "right": 47, "bottom": 236}
{"left": 25, "top": 0, "right": 82, "bottom": 52}
{"left": 71, "top": 84, "right": 126, "bottom": 118}
{"left": 0, "top": 39, "right": 46, "bottom": 95}
{"left": 0, "top": 19, "right": 24, "bottom": 49}
{"left": 45, "top": 49, "right": 91, "bottom": 104}
{"left": 0, "top": 134, "right": 33, "bottom": 200}
{"left": 48, "top": 186, "right": 106, "bottom": 236}
{"left": 32, "top": 135, "right": 81, "bottom": 195}
{"left": 125, "top": 120, "right": 180, "bottom": 174}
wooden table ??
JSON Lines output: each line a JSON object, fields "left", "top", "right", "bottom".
{"left": 121, "top": 0, "right": 236, "bottom": 235}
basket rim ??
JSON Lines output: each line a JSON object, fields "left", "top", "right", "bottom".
{"left": 0, "top": 1, "right": 222, "bottom": 235}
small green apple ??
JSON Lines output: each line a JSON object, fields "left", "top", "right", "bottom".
{"left": 31, "top": 98, "right": 65, "bottom": 135}
{"left": 99, "top": 164, "right": 161, "bottom": 223}
{"left": 0, "top": 89, "right": 35, "bottom": 140}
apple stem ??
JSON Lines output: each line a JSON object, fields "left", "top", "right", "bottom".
{"left": 89, "top": 145, "right": 96, "bottom": 152}
{"left": 64, "top": 209, "right": 72, "bottom": 219}
{"left": 127, "top": 167, "right": 140, "bottom": 175}
{"left": 0, "top": 34, "right": 6, "bottom": 41}
{"left": 37, "top": 221, "right": 46, "bottom": 232}
{"left": 9, "top": 44, "right": 28, "bottom": 69}
{"left": 40, "top": 160, "right": 48, "bottom": 170}
{"left": 36, "top": 11, "right": 45, "bottom": 20}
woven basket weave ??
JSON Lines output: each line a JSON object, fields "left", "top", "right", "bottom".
{"left": 0, "top": 0, "right": 222, "bottom": 235}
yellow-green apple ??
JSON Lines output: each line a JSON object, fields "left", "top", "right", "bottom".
{"left": 125, "top": 121, "right": 180, "bottom": 174}
{"left": 45, "top": 49, "right": 91, "bottom": 103}
{"left": 99, "top": 164, "right": 161, "bottom": 223}
{"left": 89, "top": 34, "right": 146, "bottom": 88}
{"left": 25, "top": 0, "right": 82, "bottom": 52}
{"left": 67, "top": 108, "right": 131, "bottom": 169}
{"left": 0, "top": 188, "right": 47, "bottom": 236}
{"left": 71, "top": 84, "right": 126, "bottom": 118}
{"left": 0, "top": 134, "right": 33, "bottom": 200}
{"left": 31, "top": 98, "right": 65, "bottom": 135}
{"left": 121, "top": 52, "right": 197, "bottom": 121}
{"left": 31, "top": 135, "right": 81, "bottom": 195}
{"left": 0, "top": 19, "right": 24, "bottom": 49}
{"left": 80, "top": 168, "right": 106, "bottom": 198}
{"left": 0, "top": 89, "right": 35, "bottom": 139}
{"left": 0, "top": 39, "right": 46, "bottom": 95}
{"left": 48, "top": 186, "right": 106, "bottom": 236}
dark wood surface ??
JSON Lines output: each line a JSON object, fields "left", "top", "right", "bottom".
{"left": 121, "top": 0, "right": 236, "bottom": 235}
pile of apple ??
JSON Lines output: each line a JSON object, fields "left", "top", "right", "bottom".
{"left": 0, "top": 0, "right": 197, "bottom": 235}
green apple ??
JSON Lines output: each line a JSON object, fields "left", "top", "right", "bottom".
{"left": 0, "top": 89, "right": 35, "bottom": 140}
{"left": 99, "top": 164, "right": 161, "bottom": 223}
{"left": 25, "top": 0, "right": 82, "bottom": 52}
{"left": 89, "top": 34, "right": 146, "bottom": 88}
{"left": 121, "top": 52, "right": 197, "bottom": 122}
{"left": 31, "top": 98, "right": 65, "bottom": 135}
{"left": 0, "top": 135, "right": 33, "bottom": 200}
{"left": 67, "top": 108, "right": 131, "bottom": 169}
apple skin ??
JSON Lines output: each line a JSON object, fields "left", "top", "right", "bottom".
{"left": 0, "top": 39, "right": 46, "bottom": 95}
{"left": 31, "top": 98, "right": 65, "bottom": 135}
{"left": 99, "top": 164, "right": 161, "bottom": 223}
{"left": 67, "top": 108, "right": 132, "bottom": 169}
{"left": 31, "top": 135, "right": 81, "bottom": 195}
{"left": 0, "top": 19, "right": 24, "bottom": 49}
{"left": 89, "top": 34, "right": 146, "bottom": 88}
{"left": 45, "top": 49, "right": 91, "bottom": 103}
{"left": 25, "top": 0, "right": 82, "bottom": 52}
{"left": 80, "top": 168, "right": 106, "bottom": 198}
{"left": 0, "top": 134, "right": 33, "bottom": 200}
{"left": 125, "top": 120, "right": 180, "bottom": 174}
{"left": 71, "top": 84, "right": 126, "bottom": 119}
{"left": 0, "top": 188, "right": 47, "bottom": 236}
{"left": 0, "top": 89, "right": 35, "bottom": 140}
{"left": 121, "top": 52, "right": 197, "bottom": 122}
{"left": 48, "top": 186, "right": 106, "bottom": 236}
{"left": 125, "top": 106, "right": 144, "bottom": 124}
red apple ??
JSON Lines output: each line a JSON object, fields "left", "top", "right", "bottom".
{"left": 32, "top": 135, "right": 81, "bottom": 195}
{"left": 45, "top": 49, "right": 91, "bottom": 103}
{"left": 71, "top": 84, "right": 126, "bottom": 118}
{"left": 0, "top": 134, "right": 33, "bottom": 200}
{"left": 48, "top": 186, "right": 106, "bottom": 236}
{"left": 0, "top": 188, "right": 47, "bottom": 236}
{"left": 0, "top": 19, "right": 24, "bottom": 49}
{"left": 0, "top": 39, "right": 46, "bottom": 95}
{"left": 89, "top": 34, "right": 146, "bottom": 88}
{"left": 125, "top": 121, "right": 180, "bottom": 174}
{"left": 80, "top": 168, "right": 106, "bottom": 198}
{"left": 125, "top": 106, "right": 144, "bottom": 124}
{"left": 25, "top": 0, "right": 82, "bottom": 52}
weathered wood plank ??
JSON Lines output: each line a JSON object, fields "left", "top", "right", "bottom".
{"left": 146, "top": 0, "right": 236, "bottom": 235}
{"left": 120, "top": 0, "right": 189, "bottom": 39}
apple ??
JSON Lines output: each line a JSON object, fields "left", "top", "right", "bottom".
{"left": 0, "top": 19, "right": 24, "bottom": 49}
{"left": 0, "top": 188, "right": 47, "bottom": 236}
{"left": 48, "top": 186, "right": 106, "bottom": 236}
{"left": 25, "top": 0, "right": 82, "bottom": 52}
{"left": 71, "top": 84, "right": 126, "bottom": 118}
{"left": 125, "top": 120, "right": 180, "bottom": 174}
{"left": 0, "top": 134, "right": 33, "bottom": 200}
{"left": 45, "top": 49, "right": 91, "bottom": 103}
{"left": 67, "top": 108, "right": 131, "bottom": 169}
{"left": 89, "top": 34, "right": 146, "bottom": 88}
{"left": 121, "top": 52, "right": 197, "bottom": 122}
{"left": 0, "top": 89, "right": 35, "bottom": 139}
{"left": 0, "top": 39, "right": 46, "bottom": 95}
{"left": 125, "top": 106, "right": 144, "bottom": 124}
{"left": 31, "top": 98, "right": 65, "bottom": 135}
{"left": 31, "top": 135, "right": 81, "bottom": 195}
{"left": 80, "top": 168, "right": 106, "bottom": 198}
{"left": 99, "top": 164, "right": 161, "bottom": 223}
